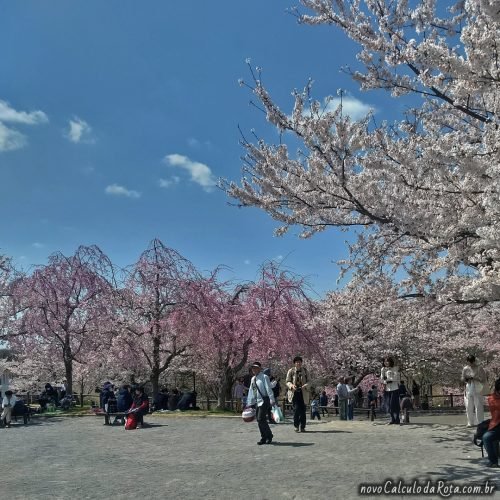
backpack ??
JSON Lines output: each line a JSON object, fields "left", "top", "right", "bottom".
{"left": 473, "top": 419, "right": 491, "bottom": 447}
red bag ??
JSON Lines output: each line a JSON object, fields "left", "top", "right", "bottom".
{"left": 125, "top": 412, "right": 138, "bottom": 430}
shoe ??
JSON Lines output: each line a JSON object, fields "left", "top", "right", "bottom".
{"left": 294, "top": 427, "right": 300, "bottom": 433}
{"left": 487, "top": 462, "right": 499, "bottom": 468}
{"left": 257, "top": 439, "right": 267, "bottom": 445}
{"left": 267, "top": 436, "right": 273, "bottom": 444}
{"left": 300, "top": 428, "right": 306, "bottom": 432}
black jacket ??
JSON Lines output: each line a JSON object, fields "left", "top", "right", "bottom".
{"left": 117, "top": 388, "right": 133, "bottom": 412}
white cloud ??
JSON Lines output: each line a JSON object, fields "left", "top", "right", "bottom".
{"left": 0, "top": 100, "right": 48, "bottom": 152}
{"left": 0, "top": 100, "right": 48, "bottom": 125}
{"left": 163, "top": 153, "right": 217, "bottom": 192}
{"left": 81, "top": 165, "right": 95, "bottom": 175}
{"left": 187, "top": 137, "right": 212, "bottom": 149}
{"left": 244, "top": 259, "right": 251, "bottom": 265}
{"left": 32, "top": 242, "right": 45, "bottom": 249}
{"left": 105, "top": 184, "right": 141, "bottom": 199}
{"left": 159, "top": 176, "right": 180, "bottom": 188}
{"left": 67, "top": 116, "right": 94, "bottom": 143}
{"left": 275, "top": 255, "right": 284, "bottom": 261}
{"left": 322, "top": 96, "right": 374, "bottom": 121}
{"left": 0, "top": 122, "right": 27, "bottom": 152}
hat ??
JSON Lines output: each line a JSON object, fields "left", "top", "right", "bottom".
{"left": 250, "top": 361, "right": 262, "bottom": 368}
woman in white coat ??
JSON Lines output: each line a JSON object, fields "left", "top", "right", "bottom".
{"left": 381, "top": 356, "right": 401, "bottom": 425}
{"left": 461, "top": 354, "right": 485, "bottom": 427}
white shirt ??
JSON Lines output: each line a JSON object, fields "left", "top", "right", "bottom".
{"left": 246, "top": 373, "right": 275, "bottom": 407}
{"left": 2, "top": 395, "right": 17, "bottom": 409}
{"left": 381, "top": 366, "right": 400, "bottom": 392}
{"left": 462, "top": 364, "right": 484, "bottom": 393}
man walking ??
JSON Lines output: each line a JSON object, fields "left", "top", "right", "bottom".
{"left": 286, "top": 356, "right": 310, "bottom": 432}
{"left": 1, "top": 390, "right": 17, "bottom": 428}
{"left": 246, "top": 361, "right": 275, "bottom": 445}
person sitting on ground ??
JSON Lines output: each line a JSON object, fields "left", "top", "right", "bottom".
{"left": 310, "top": 395, "right": 321, "bottom": 420}
{"left": 167, "top": 388, "right": 180, "bottom": 411}
{"left": 482, "top": 378, "right": 500, "bottom": 468}
{"left": 129, "top": 387, "right": 149, "bottom": 428}
{"left": 176, "top": 390, "right": 197, "bottom": 411}
{"left": 2, "top": 390, "right": 17, "bottom": 428}
{"left": 43, "top": 383, "right": 59, "bottom": 407}
{"left": 152, "top": 387, "right": 169, "bottom": 412}
{"left": 59, "top": 394, "right": 74, "bottom": 411}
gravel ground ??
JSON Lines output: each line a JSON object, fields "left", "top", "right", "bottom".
{"left": 1, "top": 413, "right": 498, "bottom": 500}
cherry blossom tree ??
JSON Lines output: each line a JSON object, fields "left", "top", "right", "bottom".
{"left": 316, "top": 276, "right": 500, "bottom": 389}
{"left": 227, "top": 1, "right": 500, "bottom": 303}
{"left": 187, "top": 262, "right": 318, "bottom": 408}
{"left": 6, "top": 246, "right": 115, "bottom": 395}
{"left": 110, "top": 239, "right": 198, "bottom": 397}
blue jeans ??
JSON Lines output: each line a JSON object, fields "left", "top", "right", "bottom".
{"left": 347, "top": 402, "right": 354, "bottom": 420}
{"left": 483, "top": 426, "right": 500, "bottom": 464}
{"left": 339, "top": 399, "right": 348, "bottom": 420}
{"left": 389, "top": 390, "right": 400, "bottom": 423}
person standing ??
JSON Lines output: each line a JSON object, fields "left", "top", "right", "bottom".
{"left": 319, "top": 391, "right": 328, "bottom": 416}
{"left": 371, "top": 385, "right": 378, "bottom": 408}
{"left": 286, "top": 356, "right": 310, "bottom": 432}
{"left": 1, "top": 390, "right": 17, "bottom": 428}
{"left": 411, "top": 381, "right": 420, "bottom": 409}
{"left": 310, "top": 395, "right": 321, "bottom": 420}
{"left": 246, "top": 361, "right": 275, "bottom": 445}
{"left": 482, "top": 378, "right": 500, "bottom": 468}
{"left": 347, "top": 378, "right": 355, "bottom": 421}
{"left": 233, "top": 378, "right": 246, "bottom": 413}
{"left": 336, "top": 377, "right": 349, "bottom": 421}
{"left": 381, "top": 356, "right": 401, "bottom": 425}
{"left": 461, "top": 354, "right": 486, "bottom": 427}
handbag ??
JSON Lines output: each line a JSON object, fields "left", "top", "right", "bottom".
{"left": 272, "top": 405, "right": 284, "bottom": 423}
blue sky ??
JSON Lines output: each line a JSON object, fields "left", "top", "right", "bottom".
{"left": 0, "top": 0, "right": 407, "bottom": 296}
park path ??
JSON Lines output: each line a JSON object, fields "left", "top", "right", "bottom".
{"left": 1, "top": 414, "right": 498, "bottom": 500}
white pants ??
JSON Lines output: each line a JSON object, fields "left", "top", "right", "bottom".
{"left": 1, "top": 406, "right": 12, "bottom": 424}
{"left": 465, "top": 385, "right": 484, "bottom": 426}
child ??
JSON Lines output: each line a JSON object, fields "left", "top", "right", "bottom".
{"left": 367, "top": 389, "right": 376, "bottom": 420}
{"left": 310, "top": 395, "right": 321, "bottom": 420}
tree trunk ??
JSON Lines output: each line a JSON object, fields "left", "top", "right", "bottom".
{"left": 63, "top": 340, "right": 73, "bottom": 395}
{"left": 150, "top": 370, "right": 160, "bottom": 399}
{"left": 216, "top": 369, "right": 235, "bottom": 410}
{"left": 64, "top": 358, "right": 73, "bottom": 396}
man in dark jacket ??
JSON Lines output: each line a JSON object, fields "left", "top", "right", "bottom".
{"left": 112, "top": 385, "right": 133, "bottom": 425}
{"left": 117, "top": 385, "right": 133, "bottom": 412}
{"left": 167, "top": 389, "right": 180, "bottom": 411}
{"left": 100, "top": 383, "right": 115, "bottom": 411}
